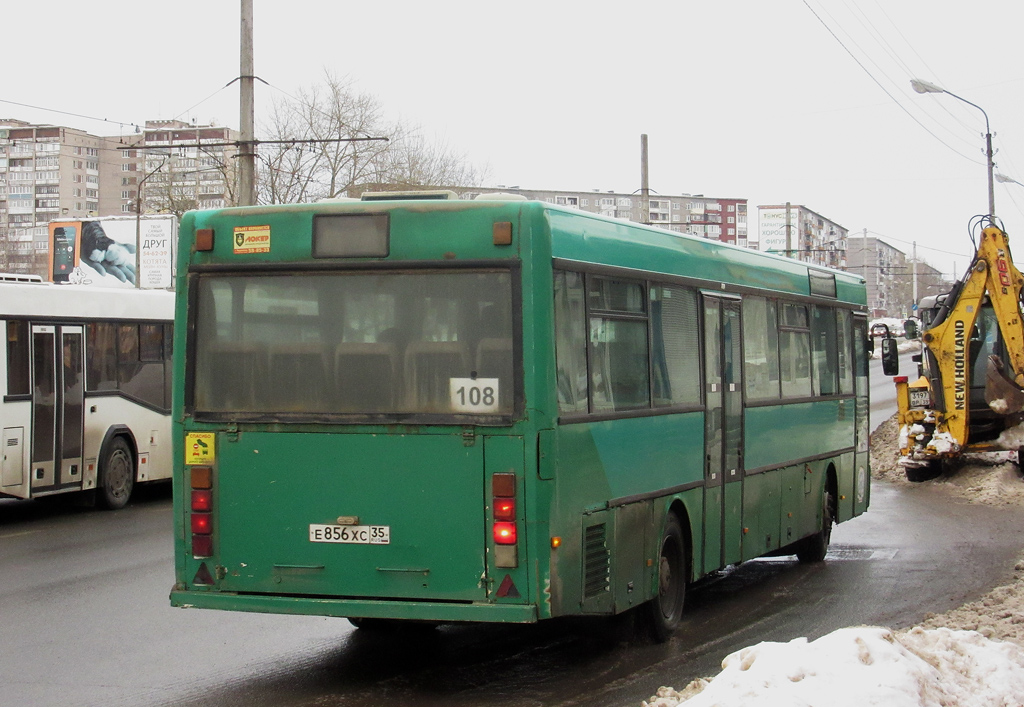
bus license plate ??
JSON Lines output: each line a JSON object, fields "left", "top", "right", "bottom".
{"left": 909, "top": 389, "right": 930, "bottom": 408}
{"left": 309, "top": 524, "right": 390, "bottom": 544}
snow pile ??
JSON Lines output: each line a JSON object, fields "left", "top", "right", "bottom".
{"left": 919, "top": 558, "right": 1024, "bottom": 644}
{"left": 870, "top": 413, "right": 1024, "bottom": 505}
{"left": 642, "top": 626, "right": 1024, "bottom": 707}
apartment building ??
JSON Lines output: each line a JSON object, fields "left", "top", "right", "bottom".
{"left": 846, "top": 235, "right": 950, "bottom": 318}
{"left": 0, "top": 118, "right": 238, "bottom": 277}
{"left": 0, "top": 119, "right": 133, "bottom": 273}
{"left": 457, "top": 187, "right": 748, "bottom": 245}
{"left": 133, "top": 120, "right": 239, "bottom": 214}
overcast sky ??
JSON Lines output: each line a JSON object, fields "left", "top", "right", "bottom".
{"left": 6, "top": 1, "right": 1024, "bottom": 278}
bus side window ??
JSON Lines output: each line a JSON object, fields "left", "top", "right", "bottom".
{"left": 6, "top": 320, "right": 31, "bottom": 396}
{"left": 86, "top": 322, "right": 118, "bottom": 392}
{"left": 554, "top": 271, "right": 588, "bottom": 414}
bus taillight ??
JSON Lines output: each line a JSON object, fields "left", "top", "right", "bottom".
{"left": 494, "top": 498, "right": 516, "bottom": 521}
{"left": 191, "top": 489, "right": 212, "bottom": 512}
{"left": 492, "top": 473, "right": 518, "bottom": 567}
{"left": 493, "top": 522, "right": 517, "bottom": 544}
{"left": 190, "top": 465, "right": 214, "bottom": 558}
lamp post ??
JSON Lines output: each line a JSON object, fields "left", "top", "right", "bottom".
{"left": 996, "top": 173, "right": 1024, "bottom": 188}
{"left": 911, "top": 78, "right": 995, "bottom": 220}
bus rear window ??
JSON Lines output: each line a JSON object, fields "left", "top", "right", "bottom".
{"left": 192, "top": 270, "right": 516, "bottom": 419}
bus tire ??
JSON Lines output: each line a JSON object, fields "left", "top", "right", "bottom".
{"left": 644, "top": 514, "right": 687, "bottom": 643}
{"left": 98, "top": 437, "right": 135, "bottom": 510}
{"left": 796, "top": 486, "right": 833, "bottom": 563}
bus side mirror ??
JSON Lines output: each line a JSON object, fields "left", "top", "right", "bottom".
{"left": 881, "top": 337, "right": 899, "bottom": 376}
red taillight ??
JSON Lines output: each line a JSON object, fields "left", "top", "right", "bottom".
{"left": 190, "top": 464, "right": 214, "bottom": 558}
{"left": 491, "top": 472, "right": 518, "bottom": 565}
{"left": 493, "top": 522, "right": 517, "bottom": 545}
{"left": 494, "top": 498, "right": 516, "bottom": 521}
{"left": 191, "top": 489, "right": 212, "bottom": 512}
{"left": 192, "top": 534, "right": 214, "bottom": 557}
{"left": 191, "top": 512, "right": 212, "bottom": 535}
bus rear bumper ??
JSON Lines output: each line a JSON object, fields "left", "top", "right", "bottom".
{"left": 170, "top": 589, "right": 539, "bottom": 624}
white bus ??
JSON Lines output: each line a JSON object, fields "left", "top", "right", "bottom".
{"left": 0, "top": 280, "right": 174, "bottom": 509}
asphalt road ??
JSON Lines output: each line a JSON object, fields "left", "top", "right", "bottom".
{"left": 2, "top": 461, "right": 1022, "bottom": 707}
{"left": 869, "top": 346, "right": 919, "bottom": 432}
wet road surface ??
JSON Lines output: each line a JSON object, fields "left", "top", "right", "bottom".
{"left": 2, "top": 476, "right": 1022, "bottom": 707}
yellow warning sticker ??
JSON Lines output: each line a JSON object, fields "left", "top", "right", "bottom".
{"left": 185, "top": 432, "right": 215, "bottom": 465}
{"left": 233, "top": 225, "right": 271, "bottom": 254}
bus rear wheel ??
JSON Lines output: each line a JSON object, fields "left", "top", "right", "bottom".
{"left": 98, "top": 437, "right": 134, "bottom": 511}
{"left": 644, "top": 514, "right": 687, "bottom": 643}
{"left": 796, "top": 486, "right": 833, "bottom": 563}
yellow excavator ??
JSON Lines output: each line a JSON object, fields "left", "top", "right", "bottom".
{"left": 889, "top": 218, "right": 1024, "bottom": 481}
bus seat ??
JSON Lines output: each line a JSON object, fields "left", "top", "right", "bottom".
{"left": 475, "top": 337, "right": 513, "bottom": 380}
{"left": 404, "top": 341, "right": 470, "bottom": 410}
{"left": 334, "top": 342, "right": 399, "bottom": 412}
{"left": 201, "top": 342, "right": 268, "bottom": 410}
{"left": 267, "top": 343, "right": 329, "bottom": 410}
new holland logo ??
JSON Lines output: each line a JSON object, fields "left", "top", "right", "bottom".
{"left": 953, "top": 319, "right": 967, "bottom": 411}
{"left": 233, "top": 225, "right": 271, "bottom": 254}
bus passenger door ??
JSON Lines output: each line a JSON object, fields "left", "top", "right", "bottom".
{"left": 30, "top": 325, "right": 84, "bottom": 493}
{"left": 702, "top": 296, "right": 744, "bottom": 573}
{"left": 59, "top": 326, "right": 85, "bottom": 490}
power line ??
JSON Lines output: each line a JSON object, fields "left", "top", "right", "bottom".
{"left": 801, "top": 0, "right": 983, "bottom": 167}
{"left": 0, "top": 98, "right": 143, "bottom": 133}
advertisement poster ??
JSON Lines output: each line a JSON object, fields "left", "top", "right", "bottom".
{"left": 47, "top": 216, "right": 176, "bottom": 289}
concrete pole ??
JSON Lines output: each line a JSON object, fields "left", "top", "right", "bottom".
{"left": 912, "top": 240, "right": 918, "bottom": 314}
{"left": 640, "top": 134, "right": 650, "bottom": 225}
{"left": 238, "top": 0, "right": 256, "bottom": 206}
{"left": 785, "top": 202, "right": 792, "bottom": 258}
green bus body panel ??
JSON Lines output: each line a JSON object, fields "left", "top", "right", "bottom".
{"left": 213, "top": 431, "right": 488, "bottom": 601}
{"left": 169, "top": 589, "right": 537, "bottom": 623}
{"left": 555, "top": 414, "right": 704, "bottom": 501}
{"left": 743, "top": 400, "right": 856, "bottom": 472}
{"left": 544, "top": 209, "right": 865, "bottom": 302}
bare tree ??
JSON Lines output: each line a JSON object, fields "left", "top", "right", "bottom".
{"left": 143, "top": 147, "right": 239, "bottom": 221}
{"left": 257, "top": 71, "right": 485, "bottom": 204}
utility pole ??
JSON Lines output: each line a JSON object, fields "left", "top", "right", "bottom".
{"left": 912, "top": 240, "right": 918, "bottom": 314}
{"left": 238, "top": 0, "right": 256, "bottom": 206}
{"left": 640, "top": 134, "right": 650, "bottom": 225}
{"left": 785, "top": 202, "right": 792, "bottom": 258}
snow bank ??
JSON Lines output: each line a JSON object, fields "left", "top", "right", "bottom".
{"left": 642, "top": 626, "right": 1024, "bottom": 707}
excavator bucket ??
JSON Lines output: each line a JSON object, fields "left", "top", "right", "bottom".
{"left": 985, "top": 355, "right": 1024, "bottom": 415}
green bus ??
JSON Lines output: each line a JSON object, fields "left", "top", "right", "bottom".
{"left": 170, "top": 192, "right": 870, "bottom": 640}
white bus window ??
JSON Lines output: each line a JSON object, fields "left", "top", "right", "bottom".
{"left": 6, "top": 320, "right": 30, "bottom": 396}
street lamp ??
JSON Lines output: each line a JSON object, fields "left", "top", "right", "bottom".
{"left": 996, "top": 173, "right": 1024, "bottom": 188}
{"left": 911, "top": 78, "right": 996, "bottom": 220}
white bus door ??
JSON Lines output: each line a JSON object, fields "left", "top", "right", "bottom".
{"left": 30, "top": 325, "right": 85, "bottom": 494}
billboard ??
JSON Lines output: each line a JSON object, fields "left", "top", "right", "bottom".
{"left": 47, "top": 215, "right": 176, "bottom": 289}
{"left": 758, "top": 207, "right": 795, "bottom": 255}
